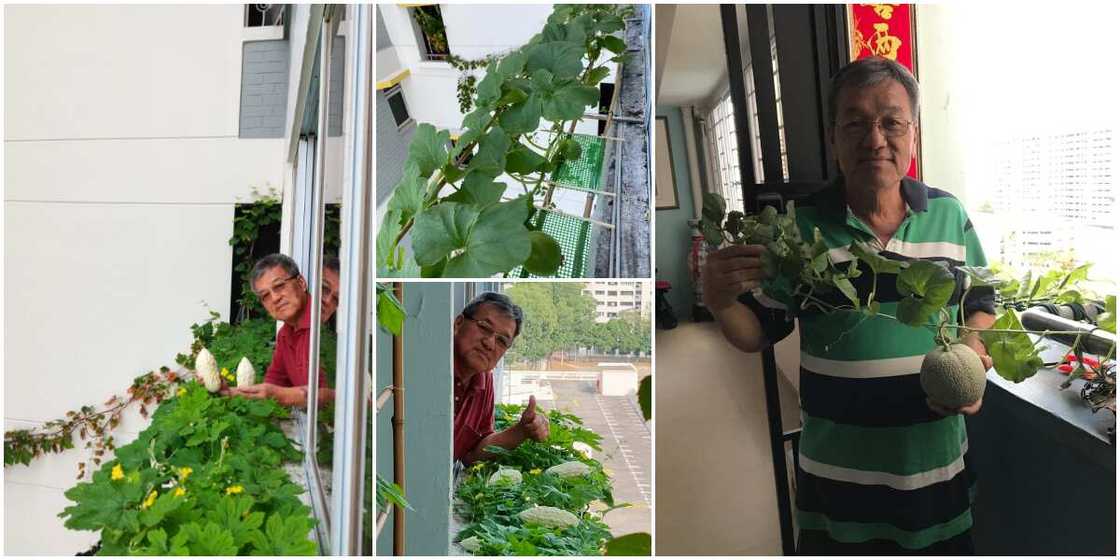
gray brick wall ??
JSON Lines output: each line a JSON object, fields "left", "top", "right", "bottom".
{"left": 376, "top": 9, "right": 391, "bottom": 50}
{"left": 376, "top": 90, "right": 415, "bottom": 208}
{"left": 240, "top": 41, "right": 291, "bottom": 138}
{"left": 328, "top": 36, "right": 345, "bottom": 137}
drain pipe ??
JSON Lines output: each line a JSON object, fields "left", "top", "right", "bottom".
{"left": 392, "top": 283, "right": 406, "bottom": 556}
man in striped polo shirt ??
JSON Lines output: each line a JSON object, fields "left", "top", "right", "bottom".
{"left": 703, "top": 56, "right": 997, "bottom": 554}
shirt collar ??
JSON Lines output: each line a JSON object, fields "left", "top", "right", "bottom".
{"left": 454, "top": 365, "right": 491, "bottom": 395}
{"left": 814, "top": 175, "right": 929, "bottom": 222}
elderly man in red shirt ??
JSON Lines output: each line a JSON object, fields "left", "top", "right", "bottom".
{"left": 230, "top": 253, "right": 338, "bottom": 407}
{"left": 454, "top": 292, "right": 550, "bottom": 465}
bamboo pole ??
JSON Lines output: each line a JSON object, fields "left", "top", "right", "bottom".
{"left": 392, "top": 282, "right": 406, "bottom": 556}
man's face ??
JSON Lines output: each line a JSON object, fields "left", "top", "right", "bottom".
{"left": 829, "top": 79, "right": 917, "bottom": 191}
{"left": 253, "top": 266, "right": 307, "bottom": 324}
{"left": 321, "top": 268, "right": 339, "bottom": 322}
{"left": 453, "top": 303, "right": 517, "bottom": 375}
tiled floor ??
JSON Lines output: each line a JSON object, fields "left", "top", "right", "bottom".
{"left": 654, "top": 320, "right": 801, "bottom": 555}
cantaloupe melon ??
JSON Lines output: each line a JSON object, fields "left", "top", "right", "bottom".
{"left": 920, "top": 343, "right": 987, "bottom": 409}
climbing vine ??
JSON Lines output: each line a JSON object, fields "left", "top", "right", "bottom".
{"left": 231, "top": 187, "right": 342, "bottom": 321}
{"left": 378, "top": 4, "right": 634, "bottom": 278}
{"left": 701, "top": 192, "right": 1117, "bottom": 409}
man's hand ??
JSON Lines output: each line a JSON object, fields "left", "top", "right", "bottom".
{"left": 702, "top": 244, "right": 769, "bottom": 313}
{"left": 927, "top": 397, "right": 983, "bottom": 416}
{"left": 229, "top": 383, "right": 303, "bottom": 407}
{"left": 517, "top": 395, "right": 549, "bottom": 442}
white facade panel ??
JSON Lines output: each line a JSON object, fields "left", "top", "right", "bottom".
{"left": 4, "top": 203, "right": 235, "bottom": 422}
{"left": 6, "top": 138, "right": 286, "bottom": 203}
{"left": 5, "top": 5, "right": 244, "bottom": 140}
{"left": 5, "top": 482, "right": 100, "bottom": 554}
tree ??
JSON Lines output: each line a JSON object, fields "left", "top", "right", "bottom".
{"left": 504, "top": 283, "right": 597, "bottom": 366}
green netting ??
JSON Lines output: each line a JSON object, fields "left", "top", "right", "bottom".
{"left": 509, "top": 210, "right": 592, "bottom": 279}
{"left": 551, "top": 133, "right": 606, "bottom": 191}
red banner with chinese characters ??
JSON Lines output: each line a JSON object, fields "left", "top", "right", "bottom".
{"left": 848, "top": 3, "right": 919, "bottom": 178}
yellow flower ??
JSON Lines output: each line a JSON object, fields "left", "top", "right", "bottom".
{"left": 177, "top": 466, "right": 192, "bottom": 480}
{"left": 111, "top": 464, "right": 124, "bottom": 481}
{"left": 173, "top": 487, "right": 186, "bottom": 498}
{"left": 141, "top": 490, "right": 158, "bottom": 509}
{"left": 225, "top": 484, "right": 244, "bottom": 495}
{"left": 221, "top": 367, "right": 230, "bottom": 377}
{"left": 529, "top": 468, "right": 542, "bottom": 476}
{"left": 177, "top": 387, "right": 187, "bottom": 397}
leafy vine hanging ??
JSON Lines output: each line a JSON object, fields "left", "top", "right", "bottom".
{"left": 378, "top": 4, "right": 634, "bottom": 278}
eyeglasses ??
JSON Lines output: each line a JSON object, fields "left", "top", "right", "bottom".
{"left": 255, "top": 274, "right": 299, "bottom": 304}
{"left": 463, "top": 316, "right": 513, "bottom": 350}
{"left": 837, "top": 117, "right": 914, "bottom": 140}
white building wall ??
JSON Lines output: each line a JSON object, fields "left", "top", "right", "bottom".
{"left": 2, "top": 5, "right": 316, "bottom": 553}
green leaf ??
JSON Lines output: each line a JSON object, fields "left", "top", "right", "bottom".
{"left": 475, "top": 63, "right": 504, "bottom": 107}
{"left": 444, "top": 197, "right": 533, "bottom": 277}
{"left": 251, "top": 513, "right": 318, "bottom": 555}
{"left": 957, "top": 266, "right": 1003, "bottom": 289}
{"left": 600, "top": 35, "right": 627, "bottom": 54}
{"left": 441, "top": 162, "right": 466, "bottom": 184}
{"left": 526, "top": 42, "right": 585, "bottom": 80}
{"left": 412, "top": 203, "right": 480, "bottom": 267}
{"left": 407, "top": 124, "right": 450, "bottom": 178}
{"left": 849, "top": 241, "right": 905, "bottom": 275}
{"left": 637, "top": 377, "right": 651, "bottom": 421}
{"left": 982, "top": 311, "right": 1044, "bottom": 383}
{"left": 523, "top": 231, "right": 563, "bottom": 275}
{"left": 448, "top": 172, "right": 507, "bottom": 207}
{"left": 420, "top": 258, "right": 446, "bottom": 278}
{"left": 597, "top": 14, "right": 625, "bottom": 33}
{"left": 466, "top": 127, "right": 511, "bottom": 177}
{"left": 559, "top": 138, "right": 583, "bottom": 161}
{"left": 584, "top": 66, "right": 611, "bottom": 86}
{"left": 499, "top": 96, "right": 542, "bottom": 134}
{"left": 506, "top": 143, "right": 548, "bottom": 174}
{"left": 541, "top": 83, "right": 600, "bottom": 122}
{"left": 834, "top": 277, "right": 860, "bottom": 308}
{"left": 496, "top": 85, "right": 529, "bottom": 108}
{"left": 895, "top": 260, "right": 956, "bottom": 326}
{"left": 497, "top": 50, "right": 528, "bottom": 76}
{"left": 1097, "top": 295, "right": 1116, "bottom": 333}
{"left": 702, "top": 192, "right": 726, "bottom": 224}
{"left": 386, "top": 162, "right": 426, "bottom": 226}
{"left": 605, "top": 532, "right": 651, "bottom": 556}
{"left": 701, "top": 220, "right": 723, "bottom": 247}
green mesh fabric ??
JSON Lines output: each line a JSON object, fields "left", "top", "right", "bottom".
{"left": 510, "top": 210, "right": 592, "bottom": 279}
{"left": 551, "top": 133, "right": 606, "bottom": 191}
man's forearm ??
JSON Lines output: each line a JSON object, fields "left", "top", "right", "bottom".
{"left": 461, "top": 425, "right": 527, "bottom": 465}
{"left": 280, "top": 386, "right": 335, "bottom": 408}
{"left": 712, "top": 301, "right": 767, "bottom": 353}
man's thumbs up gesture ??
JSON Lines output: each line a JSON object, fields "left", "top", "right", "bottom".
{"left": 517, "top": 395, "right": 550, "bottom": 442}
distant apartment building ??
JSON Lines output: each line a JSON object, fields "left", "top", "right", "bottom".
{"left": 987, "top": 128, "right": 1116, "bottom": 275}
{"left": 584, "top": 281, "right": 651, "bottom": 323}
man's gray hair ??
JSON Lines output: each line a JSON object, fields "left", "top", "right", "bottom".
{"left": 828, "top": 56, "right": 920, "bottom": 126}
{"left": 250, "top": 253, "right": 301, "bottom": 287}
{"left": 460, "top": 292, "right": 524, "bottom": 337}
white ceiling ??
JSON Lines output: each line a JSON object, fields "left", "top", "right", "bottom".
{"left": 656, "top": 4, "right": 729, "bottom": 107}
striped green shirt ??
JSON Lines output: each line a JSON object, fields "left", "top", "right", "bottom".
{"left": 742, "top": 177, "right": 991, "bottom": 554}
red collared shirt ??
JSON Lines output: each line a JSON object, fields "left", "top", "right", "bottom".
{"left": 263, "top": 301, "right": 329, "bottom": 388}
{"left": 453, "top": 366, "right": 494, "bottom": 462}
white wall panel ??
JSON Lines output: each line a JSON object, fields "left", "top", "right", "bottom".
{"left": 5, "top": 138, "right": 286, "bottom": 203}
{"left": 5, "top": 5, "right": 243, "bottom": 141}
{"left": 4, "top": 203, "right": 234, "bottom": 422}
{"left": 5, "top": 482, "right": 100, "bottom": 555}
